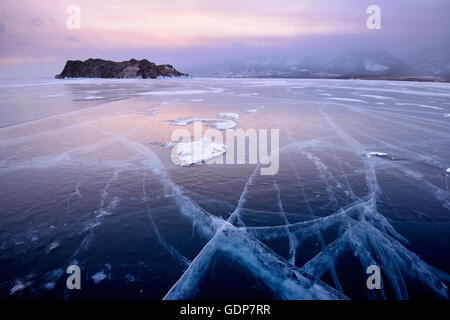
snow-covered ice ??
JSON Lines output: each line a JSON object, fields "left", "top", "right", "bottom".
{"left": 42, "top": 93, "right": 64, "bottom": 99}
{"left": 84, "top": 96, "right": 105, "bottom": 100}
{"left": 172, "top": 137, "right": 227, "bottom": 166}
{"left": 328, "top": 97, "right": 368, "bottom": 103}
{"left": 367, "top": 152, "right": 389, "bottom": 158}
{"left": 395, "top": 103, "right": 443, "bottom": 110}
{"left": 218, "top": 112, "right": 239, "bottom": 119}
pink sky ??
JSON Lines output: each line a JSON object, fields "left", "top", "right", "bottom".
{"left": 0, "top": 0, "right": 449, "bottom": 78}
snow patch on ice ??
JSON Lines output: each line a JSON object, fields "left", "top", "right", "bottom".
{"left": 359, "top": 94, "right": 394, "bottom": 100}
{"left": 42, "top": 93, "right": 64, "bottom": 99}
{"left": 84, "top": 96, "right": 105, "bottom": 100}
{"left": 48, "top": 241, "right": 59, "bottom": 251}
{"left": 140, "top": 107, "right": 157, "bottom": 116}
{"left": 212, "top": 121, "right": 237, "bottom": 130}
{"left": 239, "top": 92, "right": 259, "bottom": 96}
{"left": 328, "top": 98, "right": 368, "bottom": 104}
{"left": 139, "top": 88, "right": 224, "bottom": 96}
{"left": 218, "top": 112, "right": 239, "bottom": 119}
{"left": 367, "top": 152, "right": 389, "bottom": 158}
{"left": 172, "top": 137, "right": 227, "bottom": 166}
{"left": 395, "top": 103, "right": 443, "bottom": 110}
{"left": 246, "top": 109, "right": 258, "bottom": 113}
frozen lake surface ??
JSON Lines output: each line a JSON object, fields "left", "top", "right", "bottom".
{"left": 0, "top": 78, "right": 449, "bottom": 299}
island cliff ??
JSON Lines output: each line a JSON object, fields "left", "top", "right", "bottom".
{"left": 55, "top": 58, "right": 188, "bottom": 79}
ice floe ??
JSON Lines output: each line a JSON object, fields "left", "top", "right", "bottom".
{"left": 246, "top": 109, "right": 258, "bottom": 113}
{"left": 367, "top": 152, "right": 389, "bottom": 158}
{"left": 171, "top": 137, "right": 227, "bottom": 166}
{"left": 42, "top": 94, "right": 64, "bottom": 99}
{"left": 218, "top": 112, "right": 239, "bottom": 119}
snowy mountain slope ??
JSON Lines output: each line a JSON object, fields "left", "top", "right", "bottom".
{"left": 187, "top": 48, "right": 450, "bottom": 80}
{"left": 326, "top": 50, "right": 407, "bottom": 76}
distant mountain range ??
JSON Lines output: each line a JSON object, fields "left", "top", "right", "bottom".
{"left": 186, "top": 46, "right": 450, "bottom": 81}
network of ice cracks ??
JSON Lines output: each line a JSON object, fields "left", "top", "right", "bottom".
{"left": 1, "top": 79, "right": 449, "bottom": 300}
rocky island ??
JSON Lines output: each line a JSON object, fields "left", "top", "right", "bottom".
{"left": 55, "top": 58, "right": 188, "bottom": 79}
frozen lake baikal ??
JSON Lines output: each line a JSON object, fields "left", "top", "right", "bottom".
{"left": 0, "top": 78, "right": 449, "bottom": 300}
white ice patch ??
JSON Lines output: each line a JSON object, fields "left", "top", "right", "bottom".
{"left": 84, "top": 96, "right": 105, "bottom": 100}
{"left": 367, "top": 152, "right": 389, "bottom": 158}
{"left": 172, "top": 137, "right": 227, "bottom": 166}
{"left": 42, "top": 94, "right": 64, "bottom": 99}
{"left": 43, "top": 282, "right": 56, "bottom": 290}
{"left": 164, "top": 142, "right": 177, "bottom": 148}
{"left": 139, "top": 88, "right": 224, "bottom": 96}
{"left": 395, "top": 103, "right": 443, "bottom": 110}
{"left": 172, "top": 118, "right": 237, "bottom": 130}
{"left": 446, "top": 168, "right": 450, "bottom": 173}
{"left": 239, "top": 93, "right": 259, "bottom": 96}
{"left": 191, "top": 99, "right": 204, "bottom": 102}
{"left": 443, "top": 113, "right": 450, "bottom": 117}
{"left": 328, "top": 98, "right": 368, "bottom": 104}
{"left": 10, "top": 280, "right": 33, "bottom": 295}
{"left": 246, "top": 109, "right": 258, "bottom": 113}
{"left": 92, "top": 271, "right": 107, "bottom": 284}
{"left": 141, "top": 107, "right": 157, "bottom": 116}
{"left": 247, "top": 80, "right": 290, "bottom": 87}
{"left": 212, "top": 121, "right": 237, "bottom": 130}
{"left": 48, "top": 241, "right": 59, "bottom": 251}
{"left": 359, "top": 94, "right": 394, "bottom": 100}
{"left": 218, "top": 112, "right": 239, "bottom": 119}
